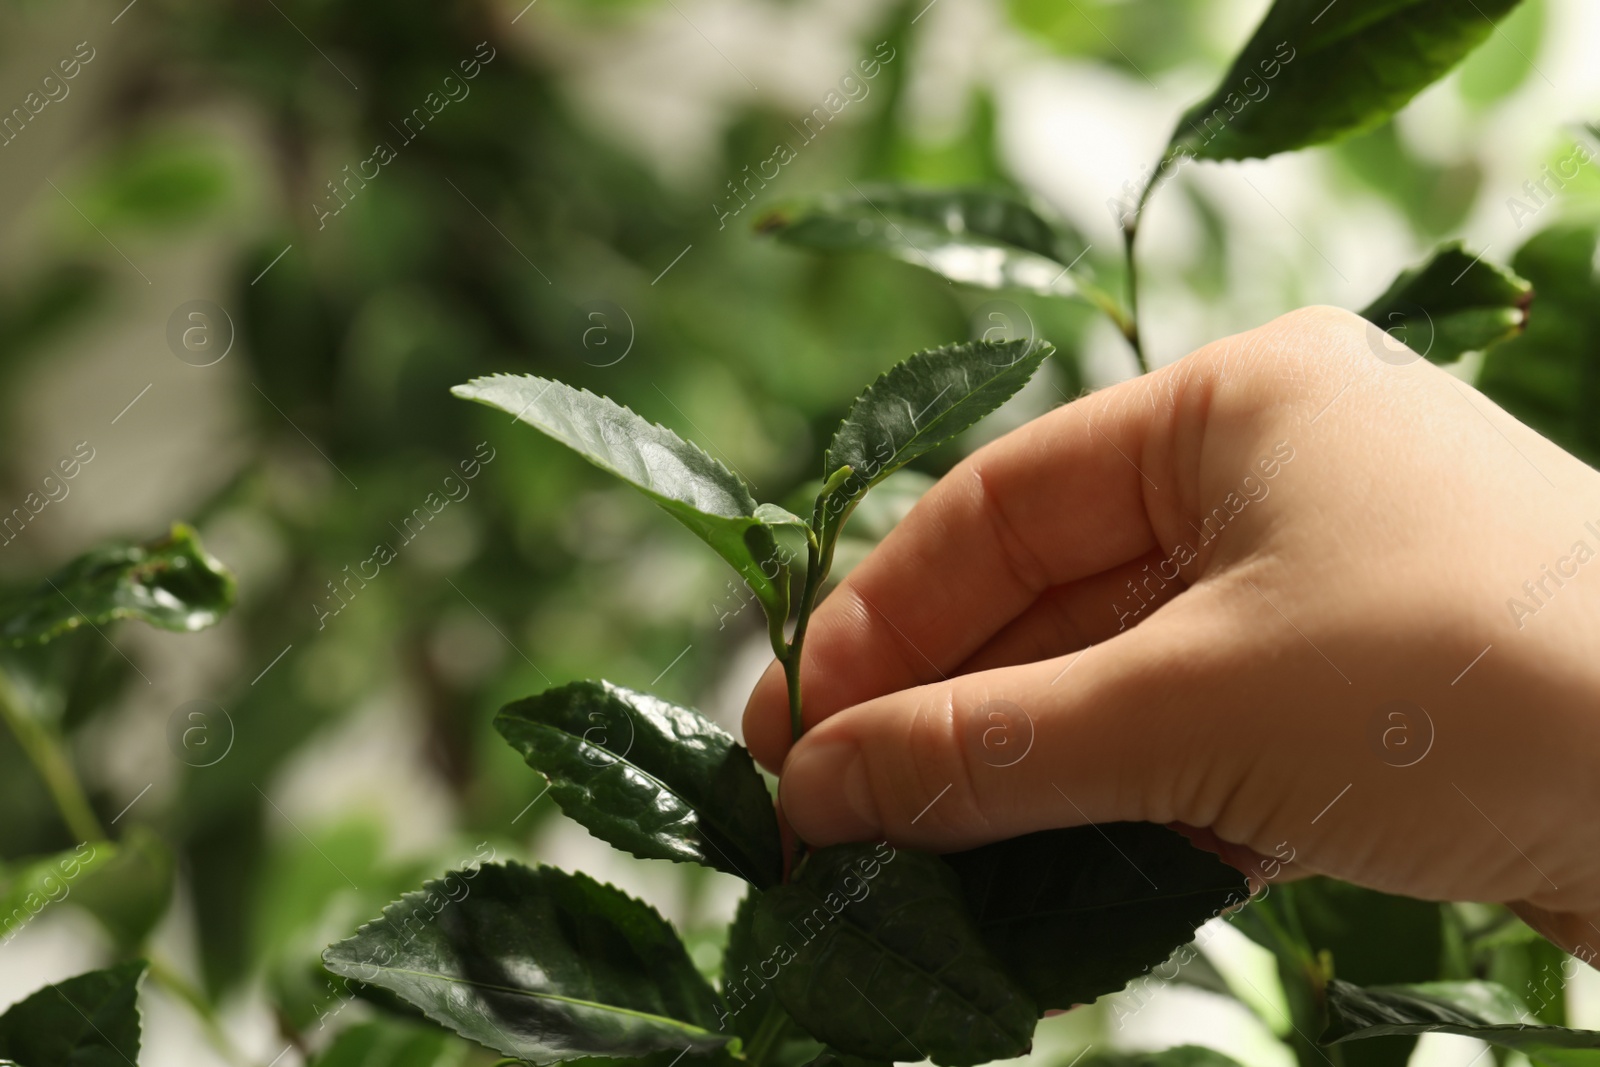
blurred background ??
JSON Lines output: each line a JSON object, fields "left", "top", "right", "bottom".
{"left": 0, "top": 0, "right": 1598, "bottom": 1064}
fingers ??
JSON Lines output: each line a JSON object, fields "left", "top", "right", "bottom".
{"left": 744, "top": 367, "right": 1191, "bottom": 771}
{"left": 955, "top": 547, "right": 1187, "bottom": 674}
{"left": 776, "top": 588, "right": 1248, "bottom": 851}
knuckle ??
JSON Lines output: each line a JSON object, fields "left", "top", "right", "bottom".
{"left": 893, "top": 687, "right": 992, "bottom": 837}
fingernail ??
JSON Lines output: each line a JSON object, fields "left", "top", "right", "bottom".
{"left": 781, "top": 738, "right": 879, "bottom": 843}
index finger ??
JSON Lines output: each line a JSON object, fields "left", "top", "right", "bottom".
{"left": 743, "top": 362, "right": 1194, "bottom": 772}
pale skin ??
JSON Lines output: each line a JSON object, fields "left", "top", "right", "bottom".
{"left": 743, "top": 306, "right": 1600, "bottom": 962}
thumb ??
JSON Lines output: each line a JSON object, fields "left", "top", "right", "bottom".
{"left": 777, "top": 589, "right": 1246, "bottom": 851}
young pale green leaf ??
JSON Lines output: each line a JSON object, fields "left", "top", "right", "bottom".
{"left": 941, "top": 823, "right": 1247, "bottom": 1010}
{"left": 1322, "top": 978, "right": 1600, "bottom": 1052}
{"left": 0, "top": 523, "right": 235, "bottom": 646}
{"left": 820, "top": 339, "right": 1051, "bottom": 542}
{"left": 495, "top": 680, "right": 782, "bottom": 888}
{"left": 322, "top": 862, "right": 732, "bottom": 1064}
{"left": 757, "top": 185, "right": 1096, "bottom": 300}
{"left": 752, "top": 843, "right": 1037, "bottom": 1066}
{"left": 452, "top": 375, "right": 789, "bottom": 624}
{"left": 1171, "top": 0, "right": 1523, "bottom": 162}
{"left": 723, "top": 891, "right": 822, "bottom": 1062}
{"left": 0, "top": 959, "right": 147, "bottom": 1067}
{"left": 1359, "top": 243, "right": 1531, "bottom": 364}
{"left": 1477, "top": 221, "right": 1600, "bottom": 466}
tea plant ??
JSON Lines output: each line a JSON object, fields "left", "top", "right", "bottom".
{"left": 310, "top": 3, "right": 1600, "bottom": 1067}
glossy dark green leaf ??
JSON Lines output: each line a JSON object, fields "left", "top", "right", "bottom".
{"left": 819, "top": 339, "right": 1050, "bottom": 543}
{"left": 1171, "top": 0, "right": 1523, "bottom": 162}
{"left": 0, "top": 523, "right": 236, "bottom": 646}
{"left": 495, "top": 680, "right": 781, "bottom": 887}
{"left": 322, "top": 862, "right": 732, "bottom": 1063}
{"left": 1477, "top": 221, "right": 1600, "bottom": 466}
{"left": 942, "top": 823, "right": 1247, "bottom": 1010}
{"left": 453, "top": 375, "right": 789, "bottom": 622}
{"left": 0, "top": 959, "right": 147, "bottom": 1067}
{"left": 752, "top": 843, "right": 1036, "bottom": 1066}
{"left": 1359, "top": 243, "right": 1531, "bottom": 363}
{"left": 309, "top": 1020, "right": 459, "bottom": 1067}
{"left": 1270, "top": 879, "right": 1448, "bottom": 1067}
{"left": 1322, "top": 977, "right": 1600, "bottom": 1051}
{"left": 723, "top": 891, "right": 821, "bottom": 1063}
{"left": 758, "top": 185, "right": 1097, "bottom": 301}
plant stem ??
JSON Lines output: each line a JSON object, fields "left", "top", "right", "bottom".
{"left": 0, "top": 666, "right": 107, "bottom": 843}
{"left": 1122, "top": 220, "right": 1149, "bottom": 375}
{"left": 780, "top": 536, "right": 829, "bottom": 746}
{"left": 743, "top": 1000, "right": 789, "bottom": 1067}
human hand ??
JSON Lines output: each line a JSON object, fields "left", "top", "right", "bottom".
{"left": 743, "top": 306, "right": 1600, "bottom": 959}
